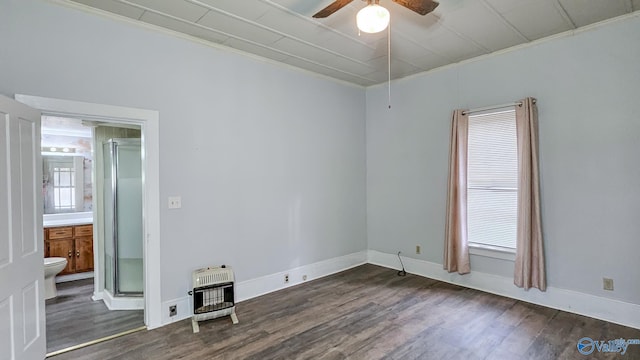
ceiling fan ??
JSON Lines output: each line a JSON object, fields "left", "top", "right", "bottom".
{"left": 313, "top": 0, "right": 439, "bottom": 108}
{"left": 313, "top": 0, "right": 439, "bottom": 33}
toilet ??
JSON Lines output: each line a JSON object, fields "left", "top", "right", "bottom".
{"left": 44, "top": 257, "right": 67, "bottom": 300}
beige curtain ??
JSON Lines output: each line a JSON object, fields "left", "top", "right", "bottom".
{"left": 444, "top": 109, "right": 470, "bottom": 275}
{"left": 514, "top": 97, "right": 546, "bottom": 291}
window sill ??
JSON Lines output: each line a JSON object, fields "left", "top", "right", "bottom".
{"left": 469, "top": 244, "right": 516, "bottom": 261}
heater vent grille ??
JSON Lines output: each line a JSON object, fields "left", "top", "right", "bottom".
{"left": 190, "top": 265, "right": 238, "bottom": 333}
{"left": 194, "top": 267, "right": 234, "bottom": 287}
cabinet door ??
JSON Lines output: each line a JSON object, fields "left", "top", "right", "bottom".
{"left": 75, "top": 237, "right": 94, "bottom": 272}
{"left": 46, "top": 239, "right": 74, "bottom": 274}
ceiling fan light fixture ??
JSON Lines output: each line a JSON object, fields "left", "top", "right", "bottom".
{"left": 356, "top": 4, "right": 390, "bottom": 33}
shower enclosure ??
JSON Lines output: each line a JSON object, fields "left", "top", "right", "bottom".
{"left": 103, "top": 138, "right": 143, "bottom": 297}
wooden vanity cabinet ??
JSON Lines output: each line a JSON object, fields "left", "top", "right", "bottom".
{"left": 44, "top": 224, "right": 94, "bottom": 275}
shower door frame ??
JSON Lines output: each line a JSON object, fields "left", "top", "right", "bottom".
{"left": 106, "top": 138, "right": 144, "bottom": 297}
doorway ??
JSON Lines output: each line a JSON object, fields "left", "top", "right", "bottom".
{"left": 41, "top": 116, "right": 145, "bottom": 354}
{"left": 15, "top": 95, "right": 162, "bottom": 353}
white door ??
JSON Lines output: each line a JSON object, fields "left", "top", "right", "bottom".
{"left": 0, "top": 95, "right": 45, "bottom": 360}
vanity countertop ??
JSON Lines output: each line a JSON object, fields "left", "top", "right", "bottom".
{"left": 43, "top": 212, "right": 93, "bottom": 228}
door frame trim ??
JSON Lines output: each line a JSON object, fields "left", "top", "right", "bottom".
{"left": 15, "top": 94, "right": 162, "bottom": 329}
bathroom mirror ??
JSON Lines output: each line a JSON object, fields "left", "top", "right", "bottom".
{"left": 43, "top": 154, "right": 89, "bottom": 214}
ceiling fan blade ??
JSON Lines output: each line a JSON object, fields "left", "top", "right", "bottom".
{"left": 392, "top": 0, "right": 439, "bottom": 15}
{"left": 312, "top": 0, "right": 354, "bottom": 18}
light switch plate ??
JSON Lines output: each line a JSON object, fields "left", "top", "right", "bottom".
{"left": 168, "top": 196, "right": 181, "bottom": 209}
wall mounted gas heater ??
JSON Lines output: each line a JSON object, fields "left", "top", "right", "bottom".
{"left": 188, "top": 265, "right": 238, "bottom": 333}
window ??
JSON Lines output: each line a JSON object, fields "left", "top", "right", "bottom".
{"left": 467, "top": 109, "right": 518, "bottom": 251}
{"left": 43, "top": 155, "right": 83, "bottom": 213}
{"left": 52, "top": 165, "right": 76, "bottom": 211}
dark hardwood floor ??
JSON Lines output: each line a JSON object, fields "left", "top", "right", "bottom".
{"left": 50, "top": 265, "right": 640, "bottom": 360}
{"left": 46, "top": 278, "right": 145, "bottom": 353}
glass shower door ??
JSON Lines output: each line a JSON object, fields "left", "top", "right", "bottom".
{"left": 104, "top": 139, "right": 143, "bottom": 296}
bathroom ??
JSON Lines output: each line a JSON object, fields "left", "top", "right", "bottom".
{"left": 42, "top": 116, "right": 145, "bottom": 355}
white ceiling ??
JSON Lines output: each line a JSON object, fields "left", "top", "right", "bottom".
{"left": 67, "top": 0, "right": 638, "bottom": 86}
{"left": 41, "top": 116, "right": 92, "bottom": 137}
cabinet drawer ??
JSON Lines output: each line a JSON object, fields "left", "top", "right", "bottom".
{"left": 75, "top": 225, "right": 93, "bottom": 237}
{"left": 47, "top": 227, "right": 73, "bottom": 240}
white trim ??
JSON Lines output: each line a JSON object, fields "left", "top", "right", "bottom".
{"left": 41, "top": 127, "right": 91, "bottom": 138}
{"left": 468, "top": 244, "right": 516, "bottom": 261}
{"left": 236, "top": 251, "right": 367, "bottom": 303}
{"left": 161, "top": 296, "right": 192, "bottom": 326}
{"left": 368, "top": 250, "right": 640, "bottom": 330}
{"left": 103, "top": 289, "right": 144, "bottom": 310}
{"left": 14, "top": 94, "right": 162, "bottom": 329}
{"left": 160, "top": 251, "right": 368, "bottom": 326}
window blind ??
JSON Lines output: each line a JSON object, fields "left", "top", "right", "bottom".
{"left": 467, "top": 109, "right": 517, "bottom": 249}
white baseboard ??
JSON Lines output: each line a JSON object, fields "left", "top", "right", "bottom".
{"left": 103, "top": 289, "right": 144, "bottom": 310}
{"left": 235, "top": 250, "right": 368, "bottom": 302}
{"left": 368, "top": 250, "right": 640, "bottom": 330}
{"left": 56, "top": 271, "right": 94, "bottom": 283}
{"left": 160, "top": 251, "right": 368, "bottom": 326}
{"left": 161, "top": 296, "right": 192, "bottom": 326}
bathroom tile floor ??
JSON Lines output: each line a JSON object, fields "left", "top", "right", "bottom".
{"left": 45, "top": 278, "right": 144, "bottom": 354}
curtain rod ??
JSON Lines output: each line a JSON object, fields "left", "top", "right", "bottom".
{"left": 462, "top": 98, "right": 536, "bottom": 116}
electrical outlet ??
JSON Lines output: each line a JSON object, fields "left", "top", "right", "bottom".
{"left": 302, "top": 275, "right": 307, "bottom": 281}
{"left": 169, "top": 305, "right": 177, "bottom": 317}
{"left": 168, "top": 196, "right": 182, "bottom": 209}
{"left": 416, "top": 245, "right": 421, "bottom": 254}
{"left": 284, "top": 274, "right": 289, "bottom": 283}
{"left": 603, "top": 278, "right": 614, "bottom": 291}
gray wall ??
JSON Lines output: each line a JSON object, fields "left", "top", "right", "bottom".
{"left": 1, "top": 0, "right": 367, "bottom": 300}
{"left": 3, "top": 0, "right": 638, "bottom": 311}
{"left": 366, "top": 14, "right": 640, "bottom": 304}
